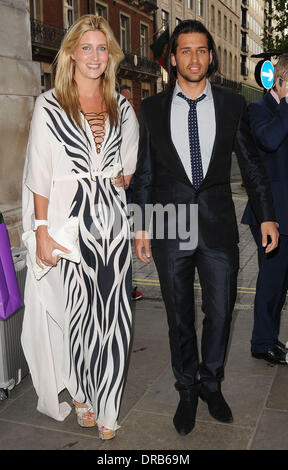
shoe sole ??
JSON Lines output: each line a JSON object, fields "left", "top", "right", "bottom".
{"left": 98, "top": 429, "right": 116, "bottom": 440}
{"left": 251, "top": 354, "right": 288, "bottom": 365}
{"left": 200, "top": 395, "right": 233, "bottom": 423}
{"left": 173, "top": 419, "right": 195, "bottom": 436}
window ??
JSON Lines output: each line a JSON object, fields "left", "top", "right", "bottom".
{"left": 141, "top": 87, "right": 150, "bottom": 100}
{"left": 224, "top": 15, "right": 227, "bottom": 39}
{"left": 197, "top": 0, "right": 203, "bottom": 17}
{"left": 95, "top": 2, "right": 108, "bottom": 20}
{"left": 229, "top": 20, "right": 232, "bottom": 42}
{"left": 224, "top": 49, "right": 227, "bottom": 76}
{"left": 234, "top": 55, "right": 238, "bottom": 81}
{"left": 140, "top": 23, "right": 149, "bottom": 57}
{"left": 217, "top": 10, "right": 221, "bottom": 36}
{"left": 211, "top": 5, "right": 215, "bottom": 31}
{"left": 120, "top": 14, "right": 130, "bottom": 52}
{"left": 161, "top": 10, "right": 169, "bottom": 29}
{"left": 41, "top": 70, "right": 52, "bottom": 93}
{"left": 29, "top": 0, "right": 41, "bottom": 20}
{"left": 218, "top": 46, "right": 222, "bottom": 72}
{"left": 234, "top": 24, "right": 238, "bottom": 47}
{"left": 63, "top": 0, "right": 74, "bottom": 29}
{"left": 187, "top": 0, "right": 193, "bottom": 8}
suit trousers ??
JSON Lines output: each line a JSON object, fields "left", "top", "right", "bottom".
{"left": 250, "top": 225, "right": 288, "bottom": 353}
{"left": 152, "top": 237, "right": 239, "bottom": 393}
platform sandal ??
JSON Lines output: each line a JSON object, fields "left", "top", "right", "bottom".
{"left": 72, "top": 400, "right": 96, "bottom": 428}
{"left": 98, "top": 425, "right": 116, "bottom": 440}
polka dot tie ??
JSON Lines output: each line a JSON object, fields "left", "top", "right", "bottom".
{"left": 177, "top": 92, "right": 206, "bottom": 189}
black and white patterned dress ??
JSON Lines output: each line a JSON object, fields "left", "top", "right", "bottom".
{"left": 22, "top": 89, "right": 138, "bottom": 429}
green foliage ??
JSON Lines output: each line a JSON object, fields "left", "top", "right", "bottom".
{"left": 0, "top": 211, "right": 3, "bottom": 224}
{"left": 263, "top": 0, "right": 288, "bottom": 54}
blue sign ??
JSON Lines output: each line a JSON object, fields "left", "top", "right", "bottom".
{"left": 260, "top": 60, "right": 274, "bottom": 89}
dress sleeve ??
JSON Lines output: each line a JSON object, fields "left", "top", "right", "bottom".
{"left": 120, "top": 101, "right": 139, "bottom": 176}
{"left": 24, "top": 94, "right": 53, "bottom": 199}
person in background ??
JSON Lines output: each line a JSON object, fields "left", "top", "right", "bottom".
{"left": 242, "top": 54, "right": 288, "bottom": 365}
{"left": 22, "top": 14, "right": 138, "bottom": 440}
{"left": 120, "top": 85, "right": 143, "bottom": 301}
{"left": 133, "top": 20, "right": 278, "bottom": 436}
{"left": 120, "top": 84, "right": 134, "bottom": 107}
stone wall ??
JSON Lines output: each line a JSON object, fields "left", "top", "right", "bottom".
{"left": 0, "top": 0, "right": 41, "bottom": 246}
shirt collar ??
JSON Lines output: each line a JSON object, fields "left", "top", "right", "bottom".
{"left": 270, "top": 88, "right": 280, "bottom": 104}
{"left": 173, "top": 79, "right": 212, "bottom": 102}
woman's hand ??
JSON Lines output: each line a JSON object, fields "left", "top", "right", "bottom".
{"left": 35, "top": 226, "right": 71, "bottom": 268}
{"left": 112, "top": 173, "right": 133, "bottom": 189}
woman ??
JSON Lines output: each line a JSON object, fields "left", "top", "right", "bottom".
{"left": 21, "top": 15, "right": 138, "bottom": 440}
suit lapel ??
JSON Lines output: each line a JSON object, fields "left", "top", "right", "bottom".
{"left": 203, "top": 84, "right": 223, "bottom": 180}
{"left": 161, "top": 83, "right": 225, "bottom": 188}
{"left": 264, "top": 90, "right": 279, "bottom": 111}
{"left": 162, "top": 89, "right": 193, "bottom": 187}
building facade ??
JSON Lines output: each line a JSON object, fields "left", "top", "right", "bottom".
{"left": 240, "top": 0, "right": 265, "bottom": 102}
{"left": 29, "top": 0, "right": 161, "bottom": 116}
{"left": 209, "top": 0, "right": 241, "bottom": 84}
{"left": 0, "top": 0, "right": 41, "bottom": 246}
{"left": 154, "top": 0, "right": 241, "bottom": 91}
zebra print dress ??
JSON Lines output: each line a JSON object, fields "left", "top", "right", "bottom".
{"left": 22, "top": 89, "right": 139, "bottom": 429}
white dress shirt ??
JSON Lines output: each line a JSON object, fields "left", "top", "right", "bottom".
{"left": 171, "top": 80, "right": 216, "bottom": 181}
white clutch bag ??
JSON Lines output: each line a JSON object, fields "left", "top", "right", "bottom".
{"left": 22, "top": 217, "right": 80, "bottom": 280}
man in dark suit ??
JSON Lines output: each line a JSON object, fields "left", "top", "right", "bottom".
{"left": 242, "top": 54, "right": 288, "bottom": 365}
{"left": 133, "top": 20, "right": 278, "bottom": 436}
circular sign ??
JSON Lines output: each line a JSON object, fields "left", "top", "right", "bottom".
{"left": 260, "top": 60, "right": 274, "bottom": 89}
{"left": 254, "top": 60, "right": 265, "bottom": 87}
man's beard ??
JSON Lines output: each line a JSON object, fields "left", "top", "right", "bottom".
{"left": 179, "top": 69, "right": 207, "bottom": 83}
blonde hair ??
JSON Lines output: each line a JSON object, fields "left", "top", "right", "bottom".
{"left": 274, "top": 54, "right": 288, "bottom": 84}
{"left": 54, "top": 14, "right": 124, "bottom": 128}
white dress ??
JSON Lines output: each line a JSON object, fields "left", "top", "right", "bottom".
{"left": 21, "top": 89, "right": 139, "bottom": 430}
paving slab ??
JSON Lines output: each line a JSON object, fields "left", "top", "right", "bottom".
{"left": 0, "top": 419, "right": 103, "bottom": 450}
{"left": 250, "top": 409, "right": 288, "bottom": 450}
{"left": 1, "top": 157, "right": 288, "bottom": 451}
{"left": 102, "top": 409, "right": 254, "bottom": 451}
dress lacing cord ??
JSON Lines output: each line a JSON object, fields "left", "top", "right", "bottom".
{"left": 84, "top": 111, "right": 106, "bottom": 154}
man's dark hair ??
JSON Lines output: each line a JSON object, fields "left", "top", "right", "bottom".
{"left": 120, "top": 85, "right": 131, "bottom": 92}
{"left": 166, "top": 20, "right": 219, "bottom": 88}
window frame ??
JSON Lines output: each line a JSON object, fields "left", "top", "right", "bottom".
{"left": 140, "top": 21, "right": 149, "bottom": 58}
{"left": 63, "top": 0, "right": 75, "bottom": 30}
{"left": 119, "top": 12, "right": 131, "bottom": 53}
{"left": 95, "top": 1, "right": 108, "bottom": 20}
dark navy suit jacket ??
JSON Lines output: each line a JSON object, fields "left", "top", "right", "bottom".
{"left": 133, "top": 84, "right": 276, "bottom": 249}
{"left": 242, "top": 92, "right": 288, "bottom": 234}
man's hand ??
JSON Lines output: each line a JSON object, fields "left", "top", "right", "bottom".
{"left": 134, "top": 230, "right": 151, "bottom": 263}
{"left": 261, "top": 221, "right": 279, "bottom": 253}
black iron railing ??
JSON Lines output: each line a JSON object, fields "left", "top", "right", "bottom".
{"left": 212, "top": 75, "right": 241, "bottom": 91}
{"left": 121, "top": 51, "right": 161, "bottom": 76}
{"left": 31, "top": 19, "right": 65, "bottom": 49}
{"left": 139, "top": 0, "right": 157, "bottom": 9}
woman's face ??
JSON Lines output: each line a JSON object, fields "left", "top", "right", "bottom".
{"left": 72, "top": 30, "right": 109, "bottom": 82}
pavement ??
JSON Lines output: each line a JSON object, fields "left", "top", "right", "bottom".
{"left": 1, "top": 156, "right": 288, "bottom": 453}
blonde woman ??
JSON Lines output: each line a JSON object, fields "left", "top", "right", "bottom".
{"left": 22, "top": 15, "right": 138, "bottom": 440}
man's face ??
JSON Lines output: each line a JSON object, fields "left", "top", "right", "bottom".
{"left": 171, "top": 32, "right": 212, "bottom": 85}
{"left": 121, "top": 88, "right": 134, "bottom": 108}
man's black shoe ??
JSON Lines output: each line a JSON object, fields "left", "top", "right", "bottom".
{"left": 252, "top": 347, "right": 288, "bottom": 365}
{"left": 275, "top": 340, "right": 288, "bottom": 354}
{"left": 200, "top": 386, "right": 233, "bottom": 423}
{"left": 173, "top": 389, "right": 199, "bottom": 436}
